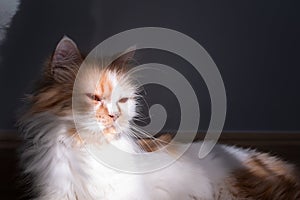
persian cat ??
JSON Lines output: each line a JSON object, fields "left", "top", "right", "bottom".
{"left": 19, "top": 36, "right": 300, "bottom": 200}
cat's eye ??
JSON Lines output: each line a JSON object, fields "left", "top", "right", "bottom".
{"left": 119, "top": 97, "right": 129, "bottom": 103}
{"left": 86, "top": 93, "right": 102, "bottom": 102}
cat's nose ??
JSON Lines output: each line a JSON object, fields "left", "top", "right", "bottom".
{"left": 108, "top": 112, "right": 120, "bottom": 121}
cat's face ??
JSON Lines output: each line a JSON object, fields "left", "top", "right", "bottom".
{"left": 74, "top": 66, "right": 137, "bottom": 137}
{"left": 32, "top": 36, "right": 137, "bottom": 139}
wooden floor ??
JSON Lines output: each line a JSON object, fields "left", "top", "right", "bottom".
{"left": 1, "top": 131, "right": 300, "bottom": 200}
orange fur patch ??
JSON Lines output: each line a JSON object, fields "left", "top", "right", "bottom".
{"left": 28, "top": 84, "right": 73, "bottom": 116}
{"left": 93, "top": 71, "right": 117, "bottom": 134}
{"left": 95, "top": 105, "right": 113, "bottom": 126}
{"left": 98, "top": 71, "right": 113, "bottom": 99}
{"left": 229, "top": 153, "right": 300, "bottom": 199}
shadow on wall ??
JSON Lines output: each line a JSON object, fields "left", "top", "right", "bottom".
{"left": 0, "top": 0, "right": 96, "bottom": 129}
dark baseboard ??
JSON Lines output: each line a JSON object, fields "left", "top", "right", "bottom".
{"left": 1, "top": 130, "right": 300, "bottom": 164}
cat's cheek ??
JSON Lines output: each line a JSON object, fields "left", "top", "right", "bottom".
{"left": 127, "top": 102, "right": 137, "bottom": 118}
{"left": 91, "top": 103, "right": 102, "bottom": 115}
{"left": 121, "top": 108, "right": 135, "bottom": 121}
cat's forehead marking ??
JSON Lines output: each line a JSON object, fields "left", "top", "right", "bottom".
{"left": 100, "top": 72, "right": 112, "bottom": 98}
{"left": 96, "top": 71, "right": 119, "bottom": 99}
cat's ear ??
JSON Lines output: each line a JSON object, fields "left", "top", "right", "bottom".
{"left": 118, "top": 46, "right": 136, "bottom": 63}
{"left": 50, "top": 36, "right": 82, "bottom": 82}
{"left": 110, "top": 46, "right": 136, "bottom": 71}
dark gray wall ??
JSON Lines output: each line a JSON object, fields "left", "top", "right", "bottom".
{"left": 0, "top": 0, "right": 299, "bottom": 131}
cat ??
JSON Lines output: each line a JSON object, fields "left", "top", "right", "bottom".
{"left": 18, "top": 36, "right": 300, "bottom": 200}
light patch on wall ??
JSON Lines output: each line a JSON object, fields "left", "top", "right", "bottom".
{"left": 0, "top": 0, "right": 19, "bottom": 43}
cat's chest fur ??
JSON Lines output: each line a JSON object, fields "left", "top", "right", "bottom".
{"left": 55, "top": 133, "right": 148, "bottom": 200}
{"left": 52, "top": 131, "right": 237, "bottom": 200}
